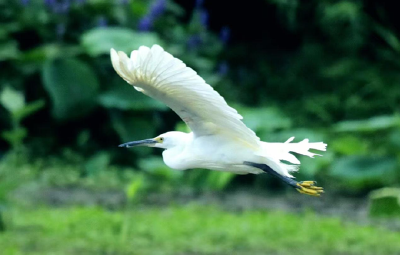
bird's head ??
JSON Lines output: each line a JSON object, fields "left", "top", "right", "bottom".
{"left": 118, "top": 131, "right": 189, "bottom": 150}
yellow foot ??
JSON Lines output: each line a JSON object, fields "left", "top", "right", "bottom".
{"left": 296, "top": 181, "right": 324, "bottom": 197}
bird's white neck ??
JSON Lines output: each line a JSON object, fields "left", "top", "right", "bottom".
{"left": 161, "top": 132, "right": 193, "bottom": 170}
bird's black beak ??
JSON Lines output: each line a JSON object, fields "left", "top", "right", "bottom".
{"left": 119, "top": 139, "right": 157, "bottom": 148}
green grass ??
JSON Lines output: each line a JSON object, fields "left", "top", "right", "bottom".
{"left": 1, "top": 204, "right": 400, "bottom": 255}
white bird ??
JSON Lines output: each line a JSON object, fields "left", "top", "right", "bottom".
{"left": 111, "top": 45, "right": 327, "bottom": 196}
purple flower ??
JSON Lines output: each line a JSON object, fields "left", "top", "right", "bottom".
{"left": 138, "top": 15, "right": 153, "bottom": 31}
{"left": 150, "top": 0, "right": 166, "bottom": 17}
{"left": 44, "top": 0, "right": 56, "bottom": 7}
{"left": 45, "top": 0, "right": 70, "bottom": 14}
{"left": 60, "top": 0, "right": 70, "bottom": 13}
{"left": 218, "top": 62, "right": 229, "bottom": 76}
{"left": 138, "top": 0, "right": 166, "bottom": 32}
{"left": 187, "top": 35, "right": 202, "bottom": 50}
{"left": 220, "top": 26, "right": 230, "bottom": 44}
{"left": 199, "top": 9, "right": 208, "bottom": 28}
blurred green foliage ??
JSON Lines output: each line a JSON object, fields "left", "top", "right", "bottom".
{"left": 0, "top": 0, "right": 399, "bottom": 199}
{"left": 0, "top": 87, "right": 44, "bottom": 149}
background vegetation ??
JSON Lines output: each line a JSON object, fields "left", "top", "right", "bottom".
{"left": 1, "top": 0, "right": 400, "bottom": 254}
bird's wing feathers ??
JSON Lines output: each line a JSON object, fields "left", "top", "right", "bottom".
{"left": 110, "top": 45, "right": 260, "bottom": 148}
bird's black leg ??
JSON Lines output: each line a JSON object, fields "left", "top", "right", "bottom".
{"left": 243, "top": 161, "right": 298, "bottom": 188}
{"left": 243, "top": 161, "right": 324, "bottom": 196}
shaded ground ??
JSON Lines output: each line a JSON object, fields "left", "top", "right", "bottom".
{"left": 10, "top": 185, "right": 400, "bottom": 232}
{"left": 12, "top": 184, "right": 368, "bottom": 216}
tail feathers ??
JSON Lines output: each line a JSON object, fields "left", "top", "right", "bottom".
{"left": 286, "top": 137, "right": 327, "bottom": 158}
{"left": 258, "top": 137, "right": 327, "bottom": 177}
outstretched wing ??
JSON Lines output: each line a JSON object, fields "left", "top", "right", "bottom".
{"left": 110, "top": 45, "right": 260, "bottom": 148}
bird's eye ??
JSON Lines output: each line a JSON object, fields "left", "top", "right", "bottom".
{"left": 159, "top": 137, "right": 164, "bottom": 142}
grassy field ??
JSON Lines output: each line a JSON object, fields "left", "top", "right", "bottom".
{"left": 1, "top": 204, "right": 400, "bottom": 255}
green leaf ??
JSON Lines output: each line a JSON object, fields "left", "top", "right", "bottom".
{"left": 138, "top": 157, "right": 183, "bottom": 181}
{"left": 98, "top": 82, "right": 167, "bottom": 111}
{"left": 0, "top": 87, "right": 25, "bottom": 114}
{"left": 1, "top": 127, "right": 27, "bottom": 147}
{"left": 374, "top": 24, "right": 400, "bottom": 52}
{"left": 237, "top": 106, "right": 292, "bottom": 133}
{"left": 110, "top": 112, "right": 156, "bottom": 156}
{"left": 175, "top": 121, "right": 191, "bottom": 133}
{"left": 81, "top": 27, "right": 162, "bottom": 56}
{"left": 0, "top": 40, "right": 19, "bottom": 61}
{"left": 77, "top": 130, "right": 91, "bottom": 148}
{"left": 330, "top": 156, "right": 397, "bottom": 189}
{"left": 334, "top": 115, "right": 400, "bottom": 132}
{"left": 84, "top": 152, "right": 111, "bottom": 176}
{"left": 42, "top": 58, "right": 99, "bottom": 120}
{"left": 21, "top": 44, "right": 82, "bottom": 63}
{"left": 126, "top": 178, "right": 144, "bottom": 202}
{"left": 12, "top": 100, "right": 45, "bottom": 122}
{"left": 389, "top": 130, "right": 400, "bottom": 149}
{"left": 322, "top": 1, "right": 360, "bottom": 22}
{"left": 297, "top": 150, "right": 334, "bottom": 177}
{"left": 330, "top": 136, "right": 368, "bottom": 155}
{"left": 205, "top": 171, "right": 235, "bottom": 191}
{"left": 369, "top": 188, "right": 400, "bottom": 218}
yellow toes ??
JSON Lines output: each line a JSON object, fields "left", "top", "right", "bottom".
{"left": 298, "top": 181, "right": 316, "bottom": 187}
{"left": 296, "top": 181, "right": 324, "bottom": 197}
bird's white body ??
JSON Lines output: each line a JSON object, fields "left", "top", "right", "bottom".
{"left": 156, "top": 131, "right": 325, "bottom": 176}
{"left": 111, "top": 45, "right": 327, "bottom": 179}
{"left": 160, "top": 132, "right": 263, "bottom": 174}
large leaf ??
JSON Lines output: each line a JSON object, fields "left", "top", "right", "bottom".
{"left": 81, "top": 27, "right": 162, "bottom": 56}
{"left": 296, "top": 150, "right": 334, "bottom": 177}
{"left": 330, "top": 156, "right": 397, "bottom": 189}
{"left": 98, "top": 81, "right": 167, "bottom": 111}
{"left": 369, "top": 188, "right": 400, "bottom": 218}
{"left": 334, "top": 115, "right": 400, "bottom": 132}
{"left": 42, "top": 58, "right": 99, "bottom": 120}
{"left": 237, "top": 106, "right": 292, "bottom": 133}
{"left": 21, "top": 44, "right": 82, "bottom": 63}
{"left": 330, "top": 135, "right": 368, "bottom": 155}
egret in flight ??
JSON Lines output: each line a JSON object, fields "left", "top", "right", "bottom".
{"left": 111, "top": 45, "right": 327, "bottom": 196}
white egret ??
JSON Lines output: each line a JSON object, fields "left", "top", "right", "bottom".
{"left": 111, "top": 45, "right": 327, "bottom": 196}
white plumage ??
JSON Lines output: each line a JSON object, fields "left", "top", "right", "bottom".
{"left": 111, "top": 45, "right": 327, "bottom": 196}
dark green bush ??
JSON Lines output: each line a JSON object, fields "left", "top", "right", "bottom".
{"left": 0, "top": 0, "right": 399, "bottom": 194}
